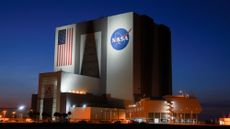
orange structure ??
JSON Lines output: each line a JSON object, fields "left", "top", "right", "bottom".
{"left": 126, "top": 95, "right": 202, "bottom": 124}
{"left": 219, "top": 118, "right": 230, "bottom": 125}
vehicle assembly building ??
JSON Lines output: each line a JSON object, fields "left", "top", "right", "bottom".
{"left": 31, "top": 12, "right": 201, "bottom": 124}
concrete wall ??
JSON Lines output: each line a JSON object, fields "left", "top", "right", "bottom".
{"left": 106, "top": 12, "right": 134, "bottom": 102}
{"left": 70, "top": 107, "right": 125, "bottom": 122}
{"left": 60, "top": 72, "right": 101, "bottom": 95}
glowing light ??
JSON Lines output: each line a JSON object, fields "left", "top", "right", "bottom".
{"left": 67, "top": 90, "right": 86, "bottom": 94}
{"left": 128, "top": 104, "right": 136, "bottom": 108}
{"left": 82, "top": 104, "right": 86, "bottom": 108}
{"left": 219, "top": 118, "right": 230, "bottom": 125}
{"left": 18, "top": 105, "right": 25, "bottom": 111}
{"left": 2, "top": 110, "right": 7, "bottom": 118}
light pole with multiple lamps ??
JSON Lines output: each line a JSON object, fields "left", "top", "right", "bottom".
{"left": 18, "top": 105, "right": 25, "bottom": 122}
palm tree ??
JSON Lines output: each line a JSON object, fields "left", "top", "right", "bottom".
{"left": 67, "top": 111, "right": 72, "bottom": 122}
{"left": 62, "top": 113, "right": 68, "bottom": 123}
{"left": 54, "top": 112, "right": 62, "bottom": 122}
{"left": 67, "top": 111, "right": 72, "bottom": 117}
{"left": 42, "top": 112, "right": 51, "bottom": 122}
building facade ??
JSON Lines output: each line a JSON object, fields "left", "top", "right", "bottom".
{"left": 34, "top": 12, "right": 172, "bottom": 119}
{"left": 70, "top": 107, "right": 126, "bottom": 123}
{"left": 126, "top": 95, "right": 202, "bottom": 124}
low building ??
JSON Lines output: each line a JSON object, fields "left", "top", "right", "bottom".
{"left": 219, "top": 118, "right": 230, "bottom": 125}
{"left": 126, "top": 95, "right": 202, "bottom": 124}
{"left": 0, "top": 107, "right": 27, "bottom": 122}
{"left": 70, "top": 107, "right": 125, "bottom": 123}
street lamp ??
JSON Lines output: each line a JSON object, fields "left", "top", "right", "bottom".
{"left": 12, "top": 111, "right": 16, "bottom": 118}
{"left": 18, "top": 105, "right": 25, "bottom": 111}
{"left": 82, "top": 104, "right": 86, "bottom": 108}
{"left": 18, "top": 105, "right": 26, "bottom": 121}
{"left": 2, "top": 110, "right": 7, "bottom": 118}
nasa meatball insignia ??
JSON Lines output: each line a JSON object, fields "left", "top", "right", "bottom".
{"left": 111, "top": 28, "right": 131, "bottom": 50}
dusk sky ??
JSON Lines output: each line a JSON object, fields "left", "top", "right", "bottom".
{"left": 0, "top": 0, "right": 229, "bottom": 119}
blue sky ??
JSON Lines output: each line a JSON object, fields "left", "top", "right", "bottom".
{"left": 0, "top": 0, "right": 229, "bottom": 119}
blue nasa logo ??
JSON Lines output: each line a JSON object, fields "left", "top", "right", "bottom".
{"left": 111, "top": 28, "right": 130, "bottom": 50}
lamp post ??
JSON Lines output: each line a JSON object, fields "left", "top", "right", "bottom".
{"left": 18, "top": 105, "right": 25, "bottom": 122}
{"left": 2, "top": 110, "right": 7, "bottom": 118}
{"left": 12, "top": 111, "right": 16, "bottom": 120}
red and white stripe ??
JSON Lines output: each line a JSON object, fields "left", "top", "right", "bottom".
{"left": 57, "top": 28, "right": 73, "bottom": 66}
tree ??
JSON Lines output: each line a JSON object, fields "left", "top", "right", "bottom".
{"left": 42, "top": 112, "right": 51, "bottom": 122}
{"left": 28, "top": 110, "right": 34, "bottom": 119}
{"left": 67, "top": 111, "right": 72, "bottom": 116}
{"left": 62, "top": 113, "right": 68, "bottom": 123}
{"left": 42, "top": 112, "right": 48, "bottom": 119}
{"left": 34, "top": 112, "right": 40, "bottom": 122}
{"left": 54, "top": 112, "right": 61, "bottom": 122}
{"left": 67, "top": 111, "right": 72, "bottom": 122}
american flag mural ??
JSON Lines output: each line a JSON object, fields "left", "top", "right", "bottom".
{"left": 56, "top": 28, "right": 73, "bottom": 66}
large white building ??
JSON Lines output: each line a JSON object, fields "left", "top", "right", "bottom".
{"left": 32, "top": 12, "right": 172, "bottom": 120}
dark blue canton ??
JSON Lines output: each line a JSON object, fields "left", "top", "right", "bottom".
{"left": 58, "top": 29, "right": 66, "bottom": 45}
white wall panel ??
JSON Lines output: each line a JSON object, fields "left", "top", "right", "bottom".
{"left": 106, "top": 12, "right": 134, "bottom": 101}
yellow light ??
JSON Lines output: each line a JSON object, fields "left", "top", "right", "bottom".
{"left": 219, "top": 118, "right": 230, "bottom": 125}
{"left": 2, "top": 110, "right": 7, "bottom": 118}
